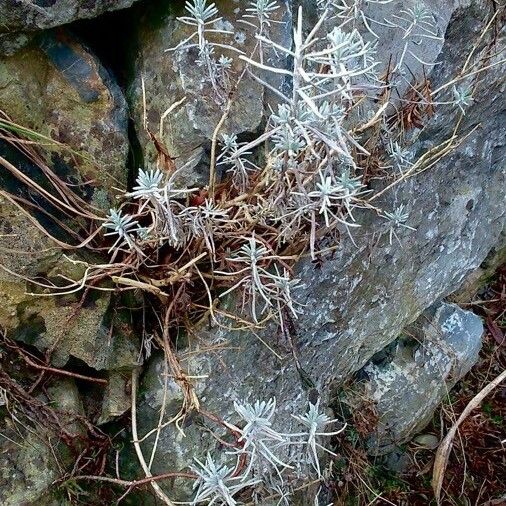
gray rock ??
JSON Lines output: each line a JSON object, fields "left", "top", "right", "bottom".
{"left": 0, "top": 31, "right": 138, "bottom": 374}
{"left": 135, "top": 2, "right": 505, "bottom": 500}
{"left": 450, "top": 241, "right": 506, "bottom": 304}
{"left": 129, "top": 0, "right": 292, "bottom": 187}
{"left": 361, "top": 302, "right": 483, "bottom": 454}
{"left": 98, "top": 370, "right": 136, "bottom": 425}
{"left": 0, "top": 0, "right": 141, "bottom": 34}
{"left": 413, "top": 433, "right": 440, "bottom": 450}
{"left": 0, "top": 427, "right": 66, "bottom": 506}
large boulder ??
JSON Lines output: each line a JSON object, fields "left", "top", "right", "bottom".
{"left": 0, "top": 0, "right": 141, "bottom": 34}
{"left": 135, "top": 1, "right": 505, "bottom": 500}
{"left": 357, "top": 302, "right": 483, "bottom": 455}
{"left": 129, "top": 0, "right": 292, "bottom": 187}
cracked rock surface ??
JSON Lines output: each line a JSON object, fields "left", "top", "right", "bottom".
{"left": 0, "top": 0, "right": 141, "bottom": 34}
{"left": 136, "top": 1, "right": 505, "bottom": 500}
{"left": 358, "top": 301, "right": 483, "bottom": 455}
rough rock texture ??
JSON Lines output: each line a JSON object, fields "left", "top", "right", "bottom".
{"left": 0, "top": 195, "right": 61, "bottom": 330}
{"left": 0, "top": 196, "right": 138, "bottom": 498}
{"left": 450, "top": 242, "right": 506, "bottom": 304}
{"left": 0, "top": 0, "right": 141, "bottom": 34}
{"left": 129, "top": 0, "right": 292, "bottom": 187}
{"left": 0, "top": 31, "right": 33, "bottom": 56}
{"left": 0, "top": 0, "right": 502, "bottom": 504}
{"left": 0, "top": 197, "right": 141, "bottom": 372}
{"left": 359, "top": 301, "right": 483, "bottom": 455}
{"left": 0, "top": 28, "right": 139, "bottom": 399}
{"left": 98, "top": 370, "right": 135, "bottom": 424}
{"left": 136, "top": 1, "right": 505, "bottom": 498}
{"left": 0, "top": 30, "right": 129, "bottom": 206}
{"left": 0, "top": 29, "right": 136, "bottom": 375}
{"left": 0, "top": 379, "right": 82, "bottom": 506}
{"left": 0, "top": 428, "right": 66, "bottom": 506}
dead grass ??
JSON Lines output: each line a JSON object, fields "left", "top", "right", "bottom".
{"left": 427, "top": 265, "right": 505, "bottom": 505}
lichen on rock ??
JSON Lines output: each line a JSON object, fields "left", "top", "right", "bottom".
{"left": 0, "top": 30, "right": 129, "bottom": 207}
{"left": 356, "top": 301, "right": 484, "bottom": 454}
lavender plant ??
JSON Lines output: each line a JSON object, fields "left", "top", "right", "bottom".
{"left": 387, "top": 140, "right": 413, "bottom": 173}
{"left": 98, "top": 5, "right": 427, "bottom": 498}
{"left": 452, "top": 84, "right": 474, "bottom": 114}
{"left": 102, "top": 2, "right": 420, "bottom": 329}
{"left": 103, "top": 209, "right": 142, "bottom": 258}
{"left": 216, "top": 236, "right": 301, "bottom": 326}
{"left": 292, "top": 400, "right": 345, "bottom": 477}
{"left": 241, "top": 0, "right": 280, "bottom": 34}
{"left": 232, "top": 398, "right": 293, "bottom": 480}
{"left": 320, "top": 0, "right": 395, "bottom": 39}
{"left": 383, "top": 204, "right": 416, "bottom": 245}
{"left": 191, "top": 453, "right": 259, "bottom": 505}
{"left": 189, "top": 397, "right": 347, "bottom": 504}
{"left": 169, "top": 0, "right": 238, "bottom": 101}
{"left": 217, "top": 134, "right": 258, "bottom": 193}
{"left": 388, "top": 2, "right": 443, "bottom": 70}
{"left": 1, "top": 0, "right": 486, "bottom": 503}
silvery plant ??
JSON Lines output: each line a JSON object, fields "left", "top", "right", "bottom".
{"left": 99, "top": 1, "right": 470, "bottom": 502}
{"left": 190, "top": 398, "right": 344, "bottom": 505}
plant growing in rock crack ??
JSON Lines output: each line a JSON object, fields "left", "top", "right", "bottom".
{"left": 231, "top": 398, "right": 293, "bottom": 481}
{"left": 191, "top": 453, "right": 259, "bottom": 505}
{"left": 383, "top": 204, "right": 416, "bottom": 245}
{"left": 103, "top": 208, "right": 142, "bottom": 260}
{"left": 170, "top": 0, "right": 287, "bottom": 103}
{"left": 216, "top": 134, "right": 258, "bottom": 193}
{"left": 215, "top": 236, "right": 302, "bottom": 327}
{"left": 452, "top": 84, "right": 474, "bottom": 114}
{"left": 7, "top": 1, "right": 492, "bottom": 503}
{"left": 387, "top": 140, "right": 413, "bottom": 173}
{"left": 291, "top": 399, "right": 346, "bottom": 477}
{"left": 97, "top": 3, "right": 428, "bottom": 341}
{"left": 169, "top": 0, "right": 238, "bottom": 101}
{"left": 388, "top": 2, "right": 443, "bottom": 71}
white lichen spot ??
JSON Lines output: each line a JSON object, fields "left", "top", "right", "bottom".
{"left": 366, "top": 362, "right": 407, "bottom": 402}
{"left": 424, "top": 227, "right": 438, "bottom": 240}
{"left": 234, "top": 31, "right": 246, "bottom": 45}
{"left": 213, "top": 19, "right": 234, "bottom": 32}
{"left": 441, "top": 311, "right": 463, "bottom": 334}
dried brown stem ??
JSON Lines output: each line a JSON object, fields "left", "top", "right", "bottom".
{"left": 67, "top": 471, "right": 197, "bottom": 488}
{"left": 432, "top": 367, "right": 506, "bottom": 503}
{"left": 5, "top": 338, "right": 107, "bottom": 386}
